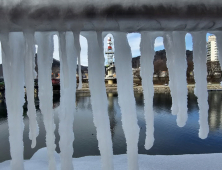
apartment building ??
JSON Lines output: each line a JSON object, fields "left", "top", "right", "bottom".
{"left": 207, "top": 35, "right": 218, "bottom": 61}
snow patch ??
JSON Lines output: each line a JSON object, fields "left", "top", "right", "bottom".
{"left": 1, "top": 148, "right": 222, "bottom": 170}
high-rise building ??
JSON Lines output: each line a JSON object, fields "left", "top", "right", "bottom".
{"left": 207, "top": 35, "right": 218, "bottom": 61}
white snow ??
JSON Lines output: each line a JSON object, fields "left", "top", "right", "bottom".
{"left": 0, "top": 32, "right": 26, "bottom": 170}
{"left": 35, "top": 32, "right": 57, "bottom": 170}
{"left": 58, "top": 32, "right": 77, "bottom": 170}
{"left": 164, "top": 32, "right": 188, "bottom": 127}
{"left": 140, "top": 32, "right": 157, "bottom": 150}
{"left": 112, "top": 32, "right": 140, "bottom": 170}
{"left": 192, "top": 32, "right": 209, "bottom": 139}
{"left": 1, "top": 1, "right": 222, "bottom": 33}
{"left": 1, "top": 148, "right": 222, "bottom": 170}
{"left": 84, "top": 31, "right": 114, "bottom": 170}
{"left": 24, "top": 30, "right": 39, "bottom": 148}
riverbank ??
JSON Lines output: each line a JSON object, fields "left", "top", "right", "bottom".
{"left": 76, "top": 83, "right": 222, "bottom": 93}
{"left": 1, "top": 83, "right": 221, "bottom": 99}
{"left": 0, "top": 147, "right": 221, "bottom": 170}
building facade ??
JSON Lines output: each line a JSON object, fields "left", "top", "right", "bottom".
{"left": 207, "top": 35, "right": 218, "bottom": 61}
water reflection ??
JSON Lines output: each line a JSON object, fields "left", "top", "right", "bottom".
{"left": 0, "top": 91, "right": 222, "bottom": 163}
{"left": 0, "top": 101, "right": 7, "bottom": 119}
{"left": 76, "top": 93, "right": 91, "bottom": 110}
{"left": 107, "top": 93, "right": 117, "bottom": 138}
{"left": 208, "top": 92, "right": 222, "bottom": 130}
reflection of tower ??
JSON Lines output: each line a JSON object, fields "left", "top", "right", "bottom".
{"left": 107, "top": 93, "right": 117, "bottom": 138}
{"left": 105, "top": 37, "right": 116, "bottom": 84}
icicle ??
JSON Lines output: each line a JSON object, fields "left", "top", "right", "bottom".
{"left": 59, "top": 32, "right": 69, "bottom": 88}
{"left": 0, "top": 32, "right": 25, "bottom": 170}
{"left": 85, "top": 31, "right": 114, "bottom": 170}
{"left": 192, "top": 32, "right": 209, "bottom": 139}
{"left": 140, "top": 32, "right": 157, "bottom": 150}
{"left": 173, "top": 32, "right": 188, "bottom": 127}
{"left": 164, "top": 32, "right": 188, "bottom": 127}
{"left": 214, "top": 32, "right": 222, "bottom": 86}
{"left": 58, "top": 32, "right": 77, "bottom": 170}
{"left": 96, "top": 31, "right": 103, "bottom": 52}
{"left": 73, "top": 32, "right": 82, "bottom": 89}
{"left": 23, "top": 30, "right": 39, "bottom": 148}
{"left": 112, "top": 32, "right": 139, "bottom": 170}
{"left": 163, "top": 33, "right": 179, "bottom": 116}
{"left": 35, "top": 32, "right": 57, "bottom": 170}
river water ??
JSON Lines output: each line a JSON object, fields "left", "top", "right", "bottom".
{"left": 0, "top": 91, "right": 222, "bottom": 162}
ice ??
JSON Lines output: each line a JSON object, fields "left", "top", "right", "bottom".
{"left": 84, "top": 31, "right": 114, "bottom": 170}
{"left": 58, "top": 32, "right": 77, "bottom": 170}
{"left": 58, "top": 32, "right": 69, "bottom": 88}
{"left": 0, "top": 26, "right": 220, "bottom": 170}
{"left": 35, "top": 32, "right": 57, "bottom": 170}
{"left": 73, "top": 32, "right": 82, "bottom": 89}
{"left": 164, "top": 32, "right": 188, "bottom": 127}
{"left": 191, "top": 32, "right": 209, "bottom": 139}
{"left": 112, "top": 32, "right": 139, "bottom": 170}
{"left": 214, "top": 32, "right": 222, "bottom": 86}
{"left": 140, "top": 32, "right": 158, "bottom": 150}
{"left": 164, "top": 33, "right": 179, "bottom": 116}
{"left": 0, "top": 0, "right": 221, "bottom": 169}
{"left": 23, "top": 30, "right": 39, "bottom": 148}
{"left": 0, "top": 32, "right": 25, "bottom": 170}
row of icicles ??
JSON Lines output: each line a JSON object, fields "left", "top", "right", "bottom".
{"left": 1, "top": 31, "right": 222, "bottom": 170}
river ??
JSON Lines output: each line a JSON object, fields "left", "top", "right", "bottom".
{"left": 0, "top": 91, "right": 222, "bottom": 162}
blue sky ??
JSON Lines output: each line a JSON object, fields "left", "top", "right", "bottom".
{"left": 126, "top": 32, "right": 211, "bottom": 58}
{"left": 0, "top": 33, "right": 212, "bottom": 65}
{"left": 75, "top": 32, "right": 211, "bottom": 66}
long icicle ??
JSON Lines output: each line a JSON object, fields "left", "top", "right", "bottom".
{"left": 164, "top": 32, "right": 188, "bottom": 127}
{"left": 35, "top": 32, "right": 57, "bottom": 170}
{"left": 59, "top": 32, "right": 69, "bottom": 88}
{"left": 140, "top": 32, "right": 157, "bottom": 150}
{"left": 163, "top": 32, "right": 179, "bottom": 116}
{"left": 85, "top": 31, "right": 114, "bottom": 170}
{"left": 0, "top": 32, "right": 25, "bottom": 170}
{"left": 24, "top": 30, "right": 39, "bottom": 148}
{"left": 192, "top": 32, "right": 209, "bottom": 139}
{"left": 73, "top": 32, "right": 82, "bottom": 89}
{"left": 173, "top": 32, "right": 188, "bottom": 127}
{"left": 58, "top": 32, "right": 77, "bottom": 170}
{"left": 214, "top": 32, "right": 222, "bottom": 86}
{"left": 112, "top": 32, "right": 139, "bottom": 170}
